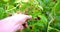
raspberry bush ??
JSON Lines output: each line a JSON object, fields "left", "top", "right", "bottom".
{"left": 0, "top": 0, "right": 60, "bottom": 32}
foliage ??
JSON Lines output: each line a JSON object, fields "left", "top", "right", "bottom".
{"left": 0, "top": 0, "right": 60, "bottom": 32}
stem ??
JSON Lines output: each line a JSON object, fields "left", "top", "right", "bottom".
{"left": 5, "top": 3, "right": 20, "bottom": 13}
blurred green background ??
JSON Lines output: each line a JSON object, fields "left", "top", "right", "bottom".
{"left": 0, "top": 0, "right": 60, "bottom": 32}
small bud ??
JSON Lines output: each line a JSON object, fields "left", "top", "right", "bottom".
{"left": 35, "top": 16, "right": 41, "bottom": 20}
{"left": 30, "top": 26, "right": 32, "bottom": 29}
{"left": 9, "top": 13, "right": 12, "bottom": 16}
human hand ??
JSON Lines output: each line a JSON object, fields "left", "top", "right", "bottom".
{"left": 0, "top": 14, "right": 32, "bottom": 32}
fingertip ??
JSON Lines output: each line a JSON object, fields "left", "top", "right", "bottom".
{"left": 18, "top": 25, "right": 24, "bottom": 30}
{"left": 26, "top": 15, "right": 32, "bottom": 19}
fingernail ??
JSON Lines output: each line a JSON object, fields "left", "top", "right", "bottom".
{"left": 27, "top": 15, "right": 32, "bottom": 19}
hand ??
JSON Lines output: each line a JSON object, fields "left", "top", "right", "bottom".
{"left": 0, "top": 14, "right": 32, "bottom": 32}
